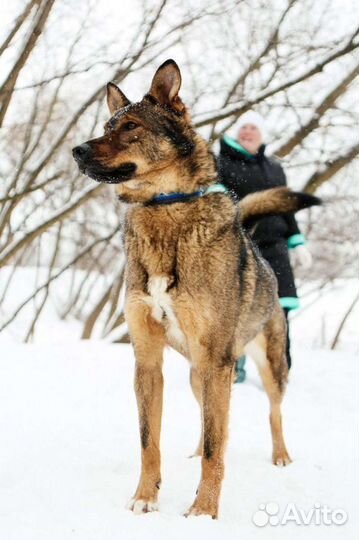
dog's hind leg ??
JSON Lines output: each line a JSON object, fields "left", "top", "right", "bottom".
{"left": 125, "top": 295, "right": 166, "bottom": 514}
{"left": 189, "top": 367, "right": 203, "bottom": 457}
{"left": 245, "top": 310, "right": 292, "bottom": 467}
{"left": 185, "top": 345, "right": 233, "bottom": 519}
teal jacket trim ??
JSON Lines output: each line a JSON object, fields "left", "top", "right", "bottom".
{"left": 223, "top": 135, "right": 255, "bottom": 158}
{"left": 205, "top": 183, "right": 228, "bottom": 195}
{"left": 287, "top": 233, "right": 305, "bottom": 249}
{"left": 279, "top": 297, "right": 300, "bottom": 310}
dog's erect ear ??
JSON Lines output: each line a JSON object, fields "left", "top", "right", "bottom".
{"left": 107, "top": 82, "right": 131, "bottom": 115}
{"left": 148, "top": 59, "right": 186, "bottom": 115}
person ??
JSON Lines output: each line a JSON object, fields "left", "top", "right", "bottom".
{"left": 217, "top": 111, "right": 312, "bottom": 382}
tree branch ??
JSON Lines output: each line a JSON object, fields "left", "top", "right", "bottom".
{"left": 0, "top": 0, "right": 40, "bottom": 57}
{"left": 0, "top": 183, "right": 103, "bottom": 267}
{"left": 304, "top": 142, "right": 359, "bottom": 194}
{"left": 275, "top": 62, "right": 359, "bottom": 157}
{"left": 194, "top": 25, "right": 359, "bottom": 129}
{"left": 0, "top": 0, "right": 56, "bottom": 126}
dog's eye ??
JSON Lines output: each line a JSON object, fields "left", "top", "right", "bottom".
{"left": 123, "top": 121, "right": 138, "bottom": 131}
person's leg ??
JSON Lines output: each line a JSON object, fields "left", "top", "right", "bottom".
{"left": 283, "top": 308, "right": 292, "bottom": 370}
{"left": 258, "top": 242, "right": 295, "bottom": 372}
{"left": 234, "top": 355, "right": 246, "bottom": 383}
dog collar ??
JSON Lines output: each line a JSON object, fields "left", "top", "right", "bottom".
{"left": 148, "top": 183, "right": 228, "bottom": 205}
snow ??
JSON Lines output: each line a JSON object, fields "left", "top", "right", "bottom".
{"left": 0, "top": 341, "right": 358, "bottom": 539}
{"left": 291, "top": 279, "right": 359, "bottom": 353}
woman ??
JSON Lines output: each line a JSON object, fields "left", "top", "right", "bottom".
{"left": 218, "top": 111, "right": 311, "bottom": 381}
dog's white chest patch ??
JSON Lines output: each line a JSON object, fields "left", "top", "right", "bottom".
{"left": 146, "top": 276, "right": 186, "bottom": 348}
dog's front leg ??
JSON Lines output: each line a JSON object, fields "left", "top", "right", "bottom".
{"left": 126, "top": 295, "right": 165, "bottom": 514}
{"left": 185, "top": 362, "right": 232, "bottom": 519}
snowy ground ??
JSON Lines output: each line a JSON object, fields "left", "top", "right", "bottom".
{"left": 0, "top": 341, "right": 358, "bottom": 540}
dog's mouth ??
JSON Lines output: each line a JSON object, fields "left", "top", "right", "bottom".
{"left": 78, "top": 162, "right": 137, "bottom": 184}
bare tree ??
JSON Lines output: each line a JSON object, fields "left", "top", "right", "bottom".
{"left": 0, "top": 0, "right": 358, "bottom": 343}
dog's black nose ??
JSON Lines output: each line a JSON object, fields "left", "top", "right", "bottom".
{"left": 72, "top": 143, "right": 92, "bottom": 161}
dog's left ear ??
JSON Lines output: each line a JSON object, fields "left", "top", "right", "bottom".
{"left": 148, "top": 59, "right": 186, "bottom": 115}
{"left": 107, "top": 82, "right": 131, "bottom": 115}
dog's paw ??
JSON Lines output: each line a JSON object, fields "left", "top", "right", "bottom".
{"left": 273, "top": 450, "right": 292, "bottom": 467}
{"left": 184, "top": 505, "right": 217, "bottom": 519}
{"left": 127, "top": 497, "right": 159, "bottom": 514}
{"left": 184, "top": 498, "right": 218, "bottom": 519}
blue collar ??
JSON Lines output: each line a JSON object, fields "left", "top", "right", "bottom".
{"left": 148, "top": 183, "right": 228, "bottom": 205}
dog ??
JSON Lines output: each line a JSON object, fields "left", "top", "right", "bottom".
{"left": 73, "top": 59, "right": 320, "bottom": 519}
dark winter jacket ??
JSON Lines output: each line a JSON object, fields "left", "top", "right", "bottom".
{"left": 218, "top": 136, "right": 305, "bottom": 307}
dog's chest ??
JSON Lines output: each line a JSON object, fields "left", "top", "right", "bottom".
{"left": 145, "top": 276, "right": 186, "bottom": 350}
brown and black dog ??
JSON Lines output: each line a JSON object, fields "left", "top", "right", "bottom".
{"left": 73, "top": 60, "right": 320, "bottom": 519}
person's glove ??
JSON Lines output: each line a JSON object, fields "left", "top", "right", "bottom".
{"left": 291, "top": 245, "right": 312, "bottom": 269}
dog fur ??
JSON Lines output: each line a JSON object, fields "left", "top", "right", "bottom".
{"left": 73, "top": 59, "right": 321, "bottom": 519}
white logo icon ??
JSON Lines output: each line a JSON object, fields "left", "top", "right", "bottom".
{"left": 252, "top": 502, "right": 348, "bottom": 527}
{"left": 252, "top": 502, "right": 280, "bottom": 527}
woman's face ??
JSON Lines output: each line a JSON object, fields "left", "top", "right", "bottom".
{"left": 237, "top": 124, "right": 262, "bottom": 154}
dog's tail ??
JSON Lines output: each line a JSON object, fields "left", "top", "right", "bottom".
{"left": 239, "top": 187, "right": 321, "bottom": 223}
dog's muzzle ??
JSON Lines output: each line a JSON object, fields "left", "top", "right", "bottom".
{"left": 72, "top": 144, "right": 137, "bottom": 184}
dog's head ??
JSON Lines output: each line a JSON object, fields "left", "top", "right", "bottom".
{"left": 72, "top": 60, "right": 212, "bottom": 203}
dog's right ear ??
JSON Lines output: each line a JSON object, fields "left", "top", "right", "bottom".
{"left": 106, "top": 82, "right": 131, "bottom": 115}
{"left": 148, "top": 59, "right": 186, "bottom": 115}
